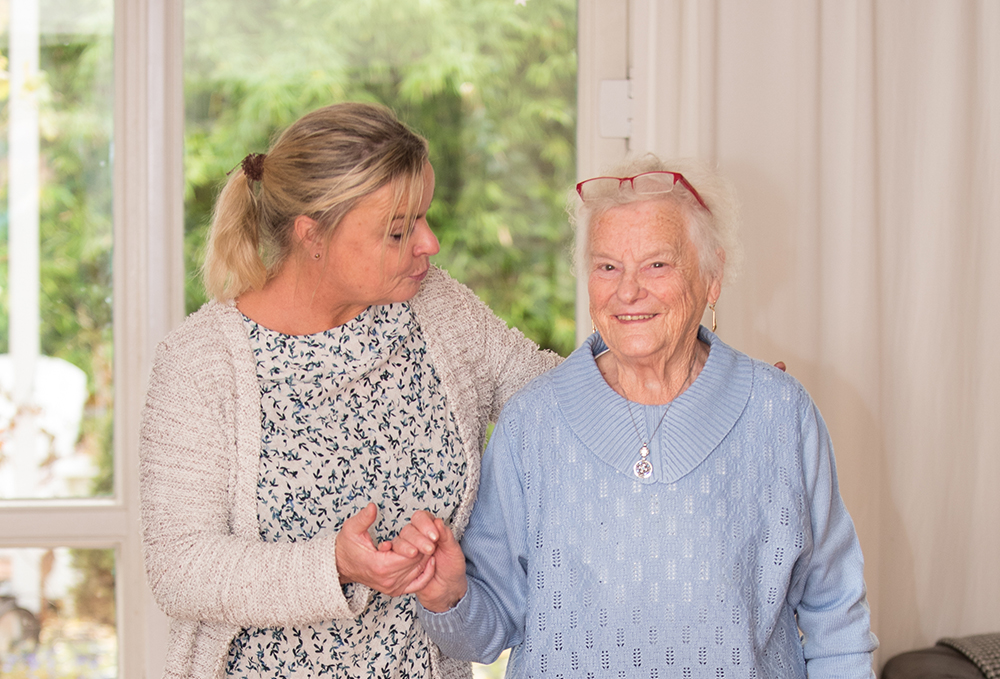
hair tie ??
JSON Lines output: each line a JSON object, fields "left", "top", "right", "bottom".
{"left": 239, "top": 153, "right": 266, "bottom": 183}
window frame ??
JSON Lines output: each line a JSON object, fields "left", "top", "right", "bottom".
{"left": 112, "top": 0, "right": 185, "bottom": 675}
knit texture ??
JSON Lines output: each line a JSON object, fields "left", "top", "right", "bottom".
{"left": 939, "top": 634, "right": 1000, "bottom": 679}
{"left": 420, "top": 329, "right": 878, "bottom": 678}
{"left": 139, "top": 266, "right": 559, "bottom": 679}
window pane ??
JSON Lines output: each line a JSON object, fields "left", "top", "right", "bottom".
{"left": 183, "top": 0, "right": 577, "bottom": 356}
{"left": 0, "top": 547, "right": 116, "bottom": 677}
{"left": 0, "top": 0, "right": 114, "bottom": 499}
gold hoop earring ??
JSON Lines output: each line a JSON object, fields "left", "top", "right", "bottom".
{"left": 709, "top": 302, "right": 717, "bottom": 333}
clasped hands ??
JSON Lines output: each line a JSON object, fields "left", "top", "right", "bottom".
{"left": 335, "top": 503, "right": 466, "bottom": 611}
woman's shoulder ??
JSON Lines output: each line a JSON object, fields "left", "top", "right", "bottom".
{"left": 724, "top": 348, "right": 823, "bottom": 435}
{"left": 410, "top": 266, "right": 486, "bottom": 319}
{"left": 410, "top": 265, "right": 556, "bottom": 362}
{"left": 153, "top": 300, "right": 246, "bottom": 366}
{"left": 493, "top": 341, "right": 587, "bottom": 416}
{"left": 707, "top": 333, "right": 811, "bottom": 404}
{"left": 748, "top": 355, "right": 813, "bottom": 404}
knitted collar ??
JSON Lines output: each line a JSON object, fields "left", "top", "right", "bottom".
{"left": 552, "top": 326, "right": 753, "bottom": 484}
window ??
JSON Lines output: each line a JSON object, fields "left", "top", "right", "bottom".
{"left": 183, "top": 0, "right": 578, "bottom": 355}
{"left": 2, "top": 0, "right": 625, "bottom": 675}
{"left": 1, "top": 0, "right": 118, "bottom": 675}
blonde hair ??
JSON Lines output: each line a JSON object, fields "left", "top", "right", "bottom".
{"left": 571, "top": 154, "right": 743, "bottom": 284}
{"left": 202, "top": 102, "right": 430, "bottom": 301}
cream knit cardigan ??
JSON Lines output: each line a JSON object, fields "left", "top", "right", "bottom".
{"left": 139, "top": 267, "right": 560, "bottom": 679}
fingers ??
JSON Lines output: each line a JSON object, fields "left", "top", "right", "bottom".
{"left": 393, "top": 523, "right": 438, "bottom": 559}
{"left": 337, "top": 506, "right": 463, "bottom": 597}
{"left": 408, "top": 510, "right": 440, "bottom": 541}
{"left": 342, "top": 502, "right": 378, "bottom": 540}
{"left": 432, "top": 518, "right": 461, "bottom": 555}
{"left": 402, "top": 556, "right": 438, "bottom": 595}
{"left": 774, "top": 361, "right": 787, "bottom": 372}
{"left": 391, "top": 510, "right": 444, "bottom": 558}
{"left": 336, "top": 504, "right": 380, "bottom": 584}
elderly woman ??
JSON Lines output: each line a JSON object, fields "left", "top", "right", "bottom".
{"left": 403, "top": 155, "right": 879, "bottom": 677}
{"left": 138, "top": 102, "right": 558, "bottom": 679}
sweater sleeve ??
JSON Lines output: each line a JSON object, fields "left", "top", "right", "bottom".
{"left": 418, "top": 406, "right": 530, "bottom": 663}
{"left": 415, "top": 268, "right": 561, "bottom": 426}
{"left": 791, "top": 399, "right": 879, "bottom": 678}
{"left": 139, "top": 332, "right": 369, "bottom": 628}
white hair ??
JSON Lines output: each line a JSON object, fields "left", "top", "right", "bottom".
{"left": 570, "top": 153, "right": 743, "bottom": 284}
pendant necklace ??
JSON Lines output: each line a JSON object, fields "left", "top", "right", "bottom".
{"left": 626, "top": 400, "right": 671, "bottom": 478}
{"left": 624, "top": 358, "right": 697, "bottom": 479}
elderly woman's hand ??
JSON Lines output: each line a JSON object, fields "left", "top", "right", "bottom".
{"left": 335, "top": 503, "right": 436, "bottom": 597}
{"left": 392, "top": 509, "right": 441, "bottom": 559}
{"left": 393, "top": 511, "right": 469, "bottom": 611}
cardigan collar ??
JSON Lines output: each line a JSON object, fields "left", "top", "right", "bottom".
{"left": 552, "top": 326, "right": 753, "bottom": 484}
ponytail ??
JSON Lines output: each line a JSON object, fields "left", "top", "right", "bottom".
{"left": 202, "top": 168, "right": 269, "bottom": 300}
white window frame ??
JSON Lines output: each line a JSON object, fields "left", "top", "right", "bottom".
{"left": 0, "top": 1, "right": 627, "bottom": 677}
{"left": 114, "top": 0, "right": 185, "bottom": 675}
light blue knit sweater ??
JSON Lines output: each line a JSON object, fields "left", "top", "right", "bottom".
{"left": 419, "top": 329, "right": 878, "bottom": 678}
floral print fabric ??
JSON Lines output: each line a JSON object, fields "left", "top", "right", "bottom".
{"left": 226, "top": 302, "right": 466, "bottom": 678}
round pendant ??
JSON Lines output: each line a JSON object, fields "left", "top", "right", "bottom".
{"left": 633, "top": 458, "right": 653, "bottom": 479}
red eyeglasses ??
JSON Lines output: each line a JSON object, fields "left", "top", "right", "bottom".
{"left": 575, "top": 171, "right": 711, "bottom": 214}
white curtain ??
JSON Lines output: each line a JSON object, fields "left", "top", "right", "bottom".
{"left": 625, "top": 0, "right": 1000, "bottom": 668}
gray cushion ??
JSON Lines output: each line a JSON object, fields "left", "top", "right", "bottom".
{"left": 882, "top": 645, "right": 985, "bottom": 679}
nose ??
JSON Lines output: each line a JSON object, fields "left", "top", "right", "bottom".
{"left": 616, "top": 269, "right": 644, "bottom": 303}
{"left": 412, "top": 219, "right": 440, "bottom": 257}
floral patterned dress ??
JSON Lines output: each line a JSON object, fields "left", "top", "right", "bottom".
{"left": 226, "top": 302, "right": 466, "bottom": 678}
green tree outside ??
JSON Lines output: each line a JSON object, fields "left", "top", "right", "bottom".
{"left": 184, "top": 0, "right": 578, "bottom": 356}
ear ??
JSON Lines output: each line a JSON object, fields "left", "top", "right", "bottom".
{"left": 293, "top": 215, "right": 322, "bottom": 250}
{"left": 707, "top": 248, "right": 725, "bottom": 303}
{"left": 708, "top": 276, "right": 723, "bottom": 306}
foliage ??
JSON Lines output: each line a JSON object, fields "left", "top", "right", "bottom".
{"left": 68, "top": 549, "right": 115, "bottom": 627}
{"left": 2, "top": 19, "right": 115, "bottom": 650}
{"left": 184, "top": 0, "right": 578, "bottom": 355}
{"left": 0, "top": 28, "right": 114, "bottom": 491}
{"left": 0, "top": 613, "right": 116, "bottom": 679}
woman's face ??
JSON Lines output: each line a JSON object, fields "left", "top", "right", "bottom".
{"left": 587, "top": 199, "right": 721, "bottom": 366}
{"left": 319, "top": 161, "right": 439, "bottom": 317}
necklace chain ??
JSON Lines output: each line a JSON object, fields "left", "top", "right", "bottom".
{"left": 626, "top": 401, "right": 671, "bottom": 449}
{"left": 624, "top": 357, "right": 698, "bottom": 479}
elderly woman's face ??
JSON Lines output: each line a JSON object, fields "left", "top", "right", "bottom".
{"left": 588, "top": 200, "right": 720, "bottom": 365}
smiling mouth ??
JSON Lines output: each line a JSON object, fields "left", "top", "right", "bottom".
{"left": 616, "top": 313, "right": 657, "bottom": 321}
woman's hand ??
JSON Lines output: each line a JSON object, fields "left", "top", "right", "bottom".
{"left": 392, "top": 509, "right": 441, "bottom": 559}
{"left": 335, "top": 503, "right": 436, "bottom": 597}
{"left": 393, "top": 511, "right": 469, "bottom": 612}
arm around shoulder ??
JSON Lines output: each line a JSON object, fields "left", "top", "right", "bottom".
{"left": 413, "top": 268, "right": 561, "bottom": 422}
